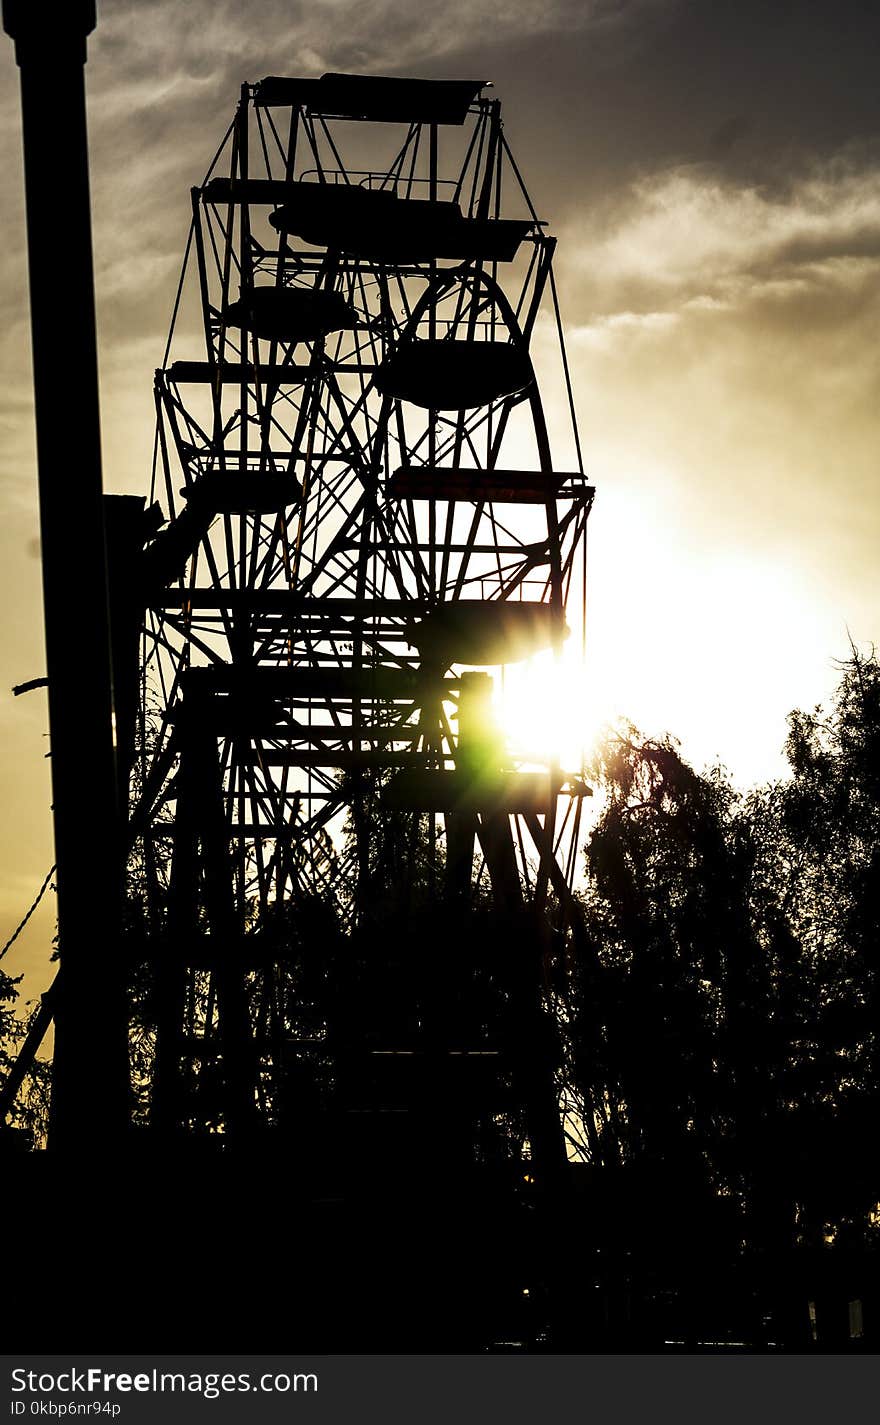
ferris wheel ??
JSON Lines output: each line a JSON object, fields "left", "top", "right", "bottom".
{"left": 125, "top": 73, "right": 594, "bottom": 1162}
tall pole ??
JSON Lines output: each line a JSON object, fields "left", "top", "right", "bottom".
{"left": 3, "top": 1, "right": 129, "bottom": 1146}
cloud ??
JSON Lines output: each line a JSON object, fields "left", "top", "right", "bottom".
{"left": 561, "top": 156, "right": 880, "bottom": 322}
{"left": 90, "top": 0, "right": 662, "bottom": 93}
{"left": 506, "top": 146, "right": 880, "bottom": 754}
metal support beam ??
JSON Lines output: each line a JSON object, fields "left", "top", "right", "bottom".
{"left": 3, "top": 0, "right": 129, "bottom": 1146}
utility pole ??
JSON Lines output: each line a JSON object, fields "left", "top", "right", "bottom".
{"left": 3, "top": 1, "right": 129, "bottom": 1146}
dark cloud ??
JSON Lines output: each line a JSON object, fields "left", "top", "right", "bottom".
{"left": 707, "top": 114, "right": 752, "bottom": 160}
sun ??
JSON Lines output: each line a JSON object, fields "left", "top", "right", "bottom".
{"left": 492, "top": 643, "right": 599, "bottom": 773}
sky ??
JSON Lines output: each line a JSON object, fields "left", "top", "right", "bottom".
{"left": 1, "top": 0, "right": 879, "bottom": 997}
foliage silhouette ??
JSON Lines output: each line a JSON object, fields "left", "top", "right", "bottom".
{"left": 4, "top": 649, "right": 880, "bottom": 1347}
{"left": 559, "top": 648, "right": 880, "bottom": 1345}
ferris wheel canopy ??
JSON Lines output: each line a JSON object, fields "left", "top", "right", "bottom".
{"left": 268, "top": 184, "right": 533, "bottom": 263}
{"left": 409, "top": 601, "right": 566, "bottom": 668}
{"left": 375, "top": 340, "right": 533, "bottom": 410}
{"left": 253, "top": 73, "right": 490, "bottom": 124}
{"left": 222, "top": 286, "right": 360, "bottom": 343}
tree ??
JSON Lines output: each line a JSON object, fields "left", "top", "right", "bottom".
{"left": 563, "top": 726, "right": 822, "bottom": 1343}
{"left": 752, "top": 646, "right": 880, "bottom": 1240}
{"left": 0, "top": 969, "right": 52, "bottom": 1146}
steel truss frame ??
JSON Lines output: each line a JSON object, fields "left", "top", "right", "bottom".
{"left": 124, "top": 75, "right": 594, "bottom": 1165}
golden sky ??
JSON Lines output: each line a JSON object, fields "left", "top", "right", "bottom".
{"left": 1, "top": 0, "right": 879, "bottom": 996}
